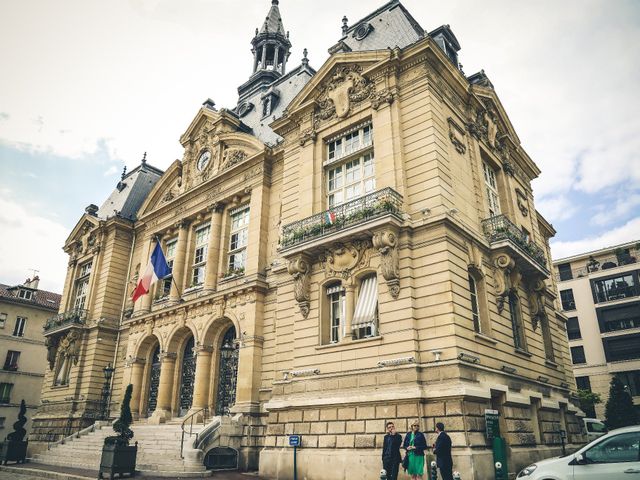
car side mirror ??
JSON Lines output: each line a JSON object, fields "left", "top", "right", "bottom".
{"left": 575, "top": 453, "right": 587, "bottom": 465}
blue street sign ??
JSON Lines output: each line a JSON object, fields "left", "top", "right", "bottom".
{"left": 289, "top": 434, "right": 301, "bottom": 447}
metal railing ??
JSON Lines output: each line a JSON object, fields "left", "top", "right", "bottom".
{"left": 44, "top": 308, "right": 88, "bottom": 332}
{"left": 180, "top": 407, "right": 209, "bottom": 459}
{"left": 555, "top": 253, "right": 639, "bottom": 282}
{"left": 280, "top": 187, "right": 403, "bottom": 249}
{"left": 481, "top": 214, "right": 548, "bottom": 271}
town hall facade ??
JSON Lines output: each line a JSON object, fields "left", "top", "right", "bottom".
{"left": 31, "top": 1, "right": 585, "bottom": 478}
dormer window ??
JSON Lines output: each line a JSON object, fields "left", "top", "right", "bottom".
{"left": 17, "top": 289, "right": 32, "bottom": 300}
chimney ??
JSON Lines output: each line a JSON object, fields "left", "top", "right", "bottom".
{"left": 30, "top": 276, "right": 40, "bottom": 289}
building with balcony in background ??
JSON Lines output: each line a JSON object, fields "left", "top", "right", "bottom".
{"left": 30, "top": 1, "right": 585, "bottom": 478}
{"left": 554, "top": 240, "right": 640, "bottom": 420}
{"left": 0, "top": 277, "right": 61, "bottom": 442}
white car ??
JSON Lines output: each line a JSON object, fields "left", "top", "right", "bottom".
{"left": 583, "top": 418, "right": 608, "bottom": 439}
{"left": 517, "top": 425, "right": 640, "bottom": 480}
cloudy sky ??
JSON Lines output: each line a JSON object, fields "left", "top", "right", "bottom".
{"left": 1, "top": 0, "right": 639, "bottom": 292}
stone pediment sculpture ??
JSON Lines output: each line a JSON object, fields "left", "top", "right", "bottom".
{"left": 315, "top": 65, "right": 374, "bottom": 124}
{"left": 64, "top": 215, "right": 103, "bottom": 262}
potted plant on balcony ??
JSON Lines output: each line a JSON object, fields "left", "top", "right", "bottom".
{"left": 0, "top": 400, "right": 28, "bottom": 464}
{"left": 99, "top": 384, "right": 137, "bottom": 479}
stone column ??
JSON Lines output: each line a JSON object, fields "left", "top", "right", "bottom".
{"left": 169, "top": 220, "right": 190, "bottom": 302}
{"left": 128, "top": 359, "right": 145, "bottom": 419}
{"left": 134, "top": 237, "right": 154, "bottom": 314}
{"left": 149, "top": 352, "right": 176, "bottom": 424}
{"left": 261, "top": 43, "right": 267, "bottom": 68}
{"left": 189, "top": 345, "right": 213, "bottom": 420}
{"left": 344, "top": 285, "right": 355, "bottom": 340}
{"left": 273, "top": 46, "right": 279, "bottom": 71}
{"left": 203, "top": 203, "right": 225, "bottom": 292}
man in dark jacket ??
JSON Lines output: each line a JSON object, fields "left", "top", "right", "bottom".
{"left": 433, "top": 422, "right": 453, "bottom": 480}
{"left": 381, "top": 421, "right": 403, "bottom": 480}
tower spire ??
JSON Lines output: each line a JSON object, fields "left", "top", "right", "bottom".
{"left": 251, "top": 0, "right": 291, "bottom": 76}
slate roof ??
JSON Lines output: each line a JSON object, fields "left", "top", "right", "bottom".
{"left": 0, "top": 283, "right": 61, "bottom": 311}
{"left": 329, "top": 0, "right": 425, "bottom": 53}
{"left": 260, "top": 0, "right": 286, "bottom": 35}
{"left": 96, "top": 161, "right": 164, "bottom": 221}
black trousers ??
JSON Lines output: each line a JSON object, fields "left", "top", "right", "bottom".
{"left": 438, "top": 463, "right": 454, "bottom": 480}
{"left": 382, "top": 458, "right": 400, "bottom": 480}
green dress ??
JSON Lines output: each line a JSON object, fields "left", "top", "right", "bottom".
{"left": 407, "top": 432, "right": 424, "bottom": 475}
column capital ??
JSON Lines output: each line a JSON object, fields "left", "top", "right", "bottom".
{"left": 175, "top": 219, "right": 192, "bottom": 230}
{"left": 194, "top": 344, "right": 214, "bottom": 354}
{"left": 208, "top": 202, "right": 226, "bottom": 214}
{"left": 124, "top": 356, "right": 146, "bottom": 368}
{"left": 159, "top": 351, "right": 177, "bottom": 362}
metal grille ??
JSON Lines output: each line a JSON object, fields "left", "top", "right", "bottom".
{"left": 215, "top": 327, "right": 238, "bottom": 416}
{"left": 179, "top": 337, "right": 196, "bottom": 416}
{"left": 147, "top": 346, "right": 161, "bottom": 416}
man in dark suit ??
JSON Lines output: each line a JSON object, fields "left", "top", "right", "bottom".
{"left": 381, "top": 421, "right": 403, "bottom": 480}
{"left": 433, "top": 422, "right": 453, "bottom": 480}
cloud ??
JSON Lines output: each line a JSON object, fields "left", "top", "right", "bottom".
{"left": 536, "top": 195, "right": 578, "bottom": 223}
{"left": 591, "top": 193, "right": 640, "bottom": 227}
{"left": 103, "top": 165, "right": 119, "bottom": 176}
{"left": 551, "top": 217, "right": 640, "bottom": 259}
{"left": 0, "top": 191, "right": 69, "bottom": 293}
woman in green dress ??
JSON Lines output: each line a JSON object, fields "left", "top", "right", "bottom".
{"left": 403, "top": 420, "right": 427, "bottom": 479}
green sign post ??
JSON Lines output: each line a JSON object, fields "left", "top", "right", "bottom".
{"left": 485, "top": 409, "right": 508, "bottom": 480}
{"left": 485, "top": 409, "right": 500, "bottom": 440}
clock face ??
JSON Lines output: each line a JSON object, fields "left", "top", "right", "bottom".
{"left": 197, "top": 151, "right": 211, "bottom": 171}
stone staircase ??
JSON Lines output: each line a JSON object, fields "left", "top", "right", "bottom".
{"left": 31, "top": 420, "right": 212, "bottom": 477}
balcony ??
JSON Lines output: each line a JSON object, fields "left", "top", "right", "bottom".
{"left": 555, "top": 253, "right": 638, "bottom": 282}
{"left": 482, "top": 214, "right": 549, "bottom": 276}
{"left": 44, "top": 308, "right": 88, "bottom": 335}
{"left": 279, "top": 188, "right": 403, "bottom": 255}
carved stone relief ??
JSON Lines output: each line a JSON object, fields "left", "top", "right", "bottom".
{"left": 528, "top": 278, "right": 547, "bottom": 331}
{"left": 370, "top": 89, "right": 394, "bottom": 110}
{"left": 320, "top": 239, "right": 372, "bottom": 280}
{"left": 287, "top": 255, "right": 312, "bottom": 318}
{"left": 493, "top": 253, "right": 521, "bottom": 313}
{"left": 372, "top": 230, "right": 400, "bottom": 299}
{"left": 220, "top": 148, "right": 248, "bottom": 171}
{"left": 447, "top": 117, "right": 467, "bottom": 154}
{"left": 314, "top": 65, "right": 374, "bottom": 125}
{"left": 298, "top": 128, "right": 317, "bottom": 147}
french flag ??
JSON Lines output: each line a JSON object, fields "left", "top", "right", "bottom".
{"left": 132, "top": 242, "right": 172, "bottom": 302}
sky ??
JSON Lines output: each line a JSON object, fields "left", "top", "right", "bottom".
{"left": 1, "top": 0, "right": 639, "bottom": 293}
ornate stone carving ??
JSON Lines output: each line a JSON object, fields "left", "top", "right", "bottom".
{"left": 493, "top": 253, "right": 521, "bottom": 312}
{"left": 315, "top": 65, "right": 374, "bottom": 123}
{"left": 515, "top": 188, "right": 529, "bottom": 217}
{"left": 320, "top": 240, "right": 372, "bottom": 280}
{"left": 447, "top": 117, "right": 467, "bottom": 154}
{"left": 53, "top": 330, "right": 81, "bottom": 385}
{"left": 528, "top": 278, "right": 547, "bottom": 331}
{"left": 221, "top": 148, "right": 247, "bottom": 170}
{"left": 288, "top": 256, "right": 312, "bottom": 318}
{"left": 298, "top": 128, "right": 317, "bottom": 146}
{"left": 372, "top": 230, "right": 400, "bottom": 299}
{"left": 370, "top": 89, "right": 394, "bottom": 110}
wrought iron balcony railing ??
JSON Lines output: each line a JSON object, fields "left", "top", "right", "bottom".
{"left": 280, "top": 187, "right": 403, "bottom": 249}
{"left": 44, "top": 308, "right": 88, "bottom": 332}
{"left": 481, "top": 214, "right": 548, "bottom": 271}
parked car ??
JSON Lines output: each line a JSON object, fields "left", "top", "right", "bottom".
{"left": 583, "top": 418, "right": 608, "bottom": 438}
{"left": 516, "top": 425, "right": 640, "bottom": 480}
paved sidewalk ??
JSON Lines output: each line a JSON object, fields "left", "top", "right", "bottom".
{"left": 0, "top": 463, "right": 267, "bottom": 480}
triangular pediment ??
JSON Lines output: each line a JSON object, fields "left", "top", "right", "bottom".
{"left": 470, "top": 87, "right": 521, "bottom": 148}
{"left": 64, "top": 214, "right": 101, "bottom": 258}
{"left": 282, "top": 52, "right": 387, "bottom": 119}
{"left": 138, "top": 160, "right": 183, "bottom": 217}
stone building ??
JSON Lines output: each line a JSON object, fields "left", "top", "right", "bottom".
{"left": 554, "top": 240, "right": 640, "bottom": 420}
{"left": 0, "top": 277, "right": 60, "bottom": 440}
{"left": 31, "top": 1, "right": 585, "bottom": 478}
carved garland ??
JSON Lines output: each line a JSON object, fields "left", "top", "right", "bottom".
{"left": 372, "top": 230, "right": 400, "bottom": 299}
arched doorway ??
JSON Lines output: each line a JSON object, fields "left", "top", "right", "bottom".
{"left": 179, "top": 336, "right": 196, "bottom": 416}
{"left": 215, "top": 326, "right": 239, "bottom": 416}
{"left": 147, "top": 345, "right": 161, "bottom": 417}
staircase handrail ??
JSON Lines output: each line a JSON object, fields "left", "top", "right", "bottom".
{"left": 48, "top": 422, "right": 100, "bottom": 449}
{"left": 180, "top": 407, "right": 209, "bottom": 459}
{"left": 193, "top": 416, "right": 221, "bottom": 452}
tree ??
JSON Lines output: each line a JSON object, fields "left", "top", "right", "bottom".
{"left": 6, "top": 400, "right": 27, "bottom": 442}
{"left": 576, "top": 389, "right": 601, "bottom": 418}
{"left": 604, "top": 377, "right": 639, "bottom": 429}
{"left": 104, "top": 384, "right": 134, "bottom": 446}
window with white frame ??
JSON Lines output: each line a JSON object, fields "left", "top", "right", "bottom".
{"left": 192, "top": 225, "right": 210, "bottom": 287}
{"left": 0, "top": 383, "right": 13, "bottom": 403}
{"left": 18, "top": 289, "right": 32, "bottom": 300}
{"left": 3, "top": 351, "right": 20, "bottom": 371}
{"left": 73, "top": 260, "right": 92, "bottom": 311}
{"left": 227, "top": 206, "right": 250, "bottom": 274}
{"left": 13, "top": 317, "right": 26, "bottom": 337}
{"left": 327, "top": 123, "right": 372, "bottom": 161}
{"left": 0, "top": 313, "right": 6, "bottom": 329}
{"left": 352, "top": 275, "right": 378, "bottom": 340}
{"left": 326, "top": 283, "right": 345, "bottom": 344}
{"left": 160, "top": 239, "right": 177, "bottom": 297}
{"left": 483, "top": 161, "right": 501, "bottom": 216}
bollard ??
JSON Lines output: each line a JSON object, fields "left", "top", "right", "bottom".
{"left": 430, "top": 460, "right": 438, "bottom": 480}
{"left": 380, "top": 469, "right": 387, "bottom": 480}
{"left": 453, "top": 471, "right": 461, "bottom": 480}
{"left": 495, "top": 461, "right": 503, "bottom": 480}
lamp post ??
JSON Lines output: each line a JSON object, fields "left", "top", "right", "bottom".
{"left": 101, "top": 363, "right": 115, "bottom": 421}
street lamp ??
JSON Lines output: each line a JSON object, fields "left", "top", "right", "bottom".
{"left": 101, "top": 363, "right": 115, "bottom": 421}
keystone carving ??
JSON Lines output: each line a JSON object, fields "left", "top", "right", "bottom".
{"left": 288, "top": 255, "right": 312, "bottom": 318}
{"left": 372, "top": 230, "right": 400, "bottom": 299}
{"left": 320, "top": 240, "right": 372, "bottom": 280}
{"left": 493, "top": 253, "right": 521, "bottom": 313}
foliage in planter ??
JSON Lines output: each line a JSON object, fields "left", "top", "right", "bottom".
{"left": 604, "top": 377, "right": 639, "bottom": 429}
{"left": 104, "top": 384, "right": 134, "bottom": 447}
{"left": 6, "top": 400, "right": 27, "bottom": 442}
{"left": 222, "top": 267, "right": 245, "bottom": 279}
{"left": 576, "top": 389, "right": 601, "bottom": 418}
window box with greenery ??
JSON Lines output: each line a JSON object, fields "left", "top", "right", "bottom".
{"left": 0, "top": 400, "right": 28, "bottom": 465}
{"left": 99, "top": 384, "right": 137, "bottom": 479}
{"left": 221, "top": 267, "right": 245, "bottom": 280}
